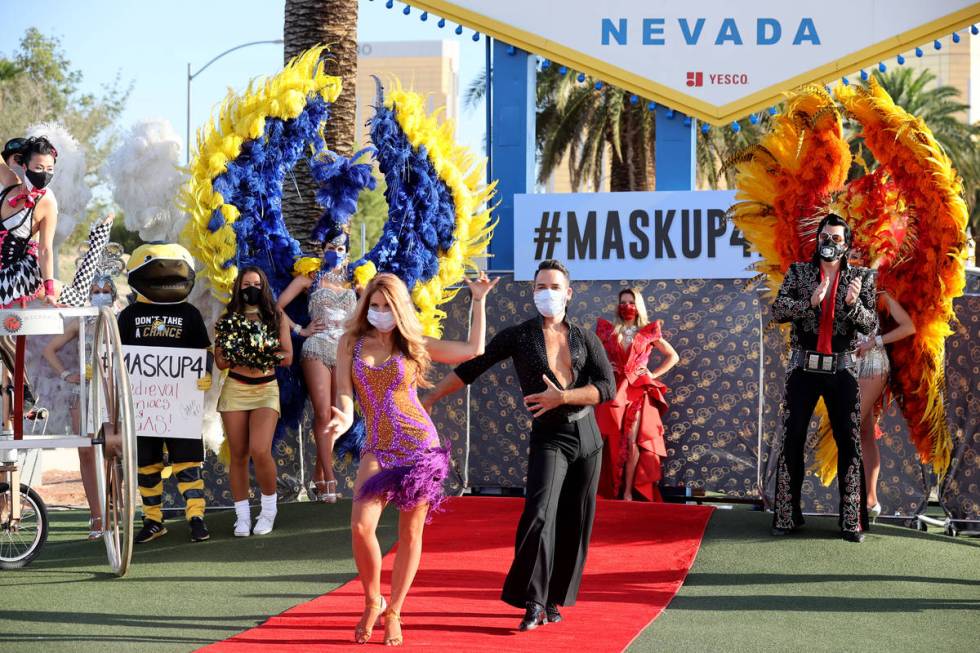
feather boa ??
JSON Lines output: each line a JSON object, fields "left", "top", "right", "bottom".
{"left": 351, "top": 81, "right": 496, "bottom": 336}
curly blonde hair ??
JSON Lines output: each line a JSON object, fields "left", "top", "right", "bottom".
{"left": 347, "top": 273, "right": 432, "bottom": 387}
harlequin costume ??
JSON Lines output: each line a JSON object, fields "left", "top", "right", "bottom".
{"left": 117, "top": 243, "right": 212, "bottom": 543}
{"left": 352, "top": 337, "right": 449, "bottom": 516}
{"left": 594, "top": 318, "right": 669, "bottom": 501}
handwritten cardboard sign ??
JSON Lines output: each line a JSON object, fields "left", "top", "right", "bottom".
{"left": 122, "top": 345, "right": 207, "bottom": 440}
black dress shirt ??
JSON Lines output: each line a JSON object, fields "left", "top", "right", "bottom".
{"left": 454, "top": 315, "right": 616, "bottom": 429}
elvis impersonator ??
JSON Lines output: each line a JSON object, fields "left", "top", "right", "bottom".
{"left": 770, "top": 214, "right": 878, "bottom": 543}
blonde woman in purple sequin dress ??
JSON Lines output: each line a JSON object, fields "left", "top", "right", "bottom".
{"left": 326, "top": 271, "right": 498, "bottom": 646}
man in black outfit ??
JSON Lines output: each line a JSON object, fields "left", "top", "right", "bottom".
{"left": 424, "top": 259, "right": 615, "bottom": 631}
{"left": 771, "top": 214, "right": 877, "bottom": 543}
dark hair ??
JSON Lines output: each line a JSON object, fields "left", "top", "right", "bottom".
{"left": 2, "top": 137, "right": 25, "bottom": 165}
{"left": 535, "top": 259, "right": 570, "bottom": 282}
{"left": 812, "top": 213, "right": 851, "bottom": 264}
{"left": 224, "top": 266, "right": 280, "bottom": 331}
{"left": 18, "top": 136, "right": 58, "bottom": 167}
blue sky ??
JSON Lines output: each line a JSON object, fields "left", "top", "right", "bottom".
{"left": 0, "top": 0, "right": 487, "bottom": 155}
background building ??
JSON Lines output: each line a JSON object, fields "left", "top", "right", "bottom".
{"left": 355, "top": 40, "right": 460, "bottom": 147}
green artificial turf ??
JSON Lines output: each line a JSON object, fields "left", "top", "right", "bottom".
{"left": 3, "top": 503, "right": 978, "bottom": 653}
{"left": 630, "top": 508, "right": 980, "bottom": 653}
{"left": 0, "top": 501, "right": 397, "bottom": 653}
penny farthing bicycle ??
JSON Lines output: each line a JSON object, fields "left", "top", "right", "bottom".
{"left": 0, "top": 305, "right": 136, "bottom": 575}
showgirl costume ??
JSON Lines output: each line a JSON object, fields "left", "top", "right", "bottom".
{"left": 216, "top": 311, "right": 281, "bottom": 414}
{"left": 352, "top": 337, "right": 449, "bottom": 517}
{"left": 302, "top": 267, "right": 356, "bottom": 368}
{"left": 856, "top": 295, "right": 891, "bottom": 380}
{"left": 594, "top": 318, "right": 669, "bottom": 501}
{"left": 0, "top": 183, "right": 42, "bottom": 307}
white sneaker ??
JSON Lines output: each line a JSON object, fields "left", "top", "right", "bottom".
{"left": 234, "top": 517, "right": 251, "bottom": 537}
{"left": 253, "top": 511, "right": 276, "bottom": 535}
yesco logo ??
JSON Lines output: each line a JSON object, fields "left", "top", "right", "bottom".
{"left": 600, "top": 17, "right": 821, "bottom": 46}
{"left": 687, "top": 71, "right": 749, "bottom": 86}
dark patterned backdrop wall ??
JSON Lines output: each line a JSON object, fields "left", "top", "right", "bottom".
{"left": 162, "top": 272, "right": 978, "bottom": 526}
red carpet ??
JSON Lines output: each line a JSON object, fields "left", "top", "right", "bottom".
{"left": 202, "top": 497, "right": 713, "bottom": 652}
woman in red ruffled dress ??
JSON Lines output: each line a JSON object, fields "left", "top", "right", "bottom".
{"left": 595, "top": 288, "right": 679, "bottom": 501}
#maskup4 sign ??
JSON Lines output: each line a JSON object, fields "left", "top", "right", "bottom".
{"left": 514, "top": 190, "right": 759, "bottom": 281}
{"left": 406, "top": 1, "right": 979, "bottom": 123}
{"left": 123, "top": 346, "right": 208, "bottom": 440}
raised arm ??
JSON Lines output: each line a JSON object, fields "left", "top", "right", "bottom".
{"left": 423, "top": 272, "right": 499, "bottom": 365}
{"left": 325, "top": 334, "right": 356, "bottom": 438}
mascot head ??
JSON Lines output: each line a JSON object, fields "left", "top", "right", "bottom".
{"left": 127, "top": 243, "right": 196, "bottom": 304}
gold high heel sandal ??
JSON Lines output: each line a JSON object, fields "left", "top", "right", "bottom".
{"left": 383, "top": 607, "right": 403, "bottom": 646}
{"left": 354, "top": 596, "right": 386, "bottom": 644}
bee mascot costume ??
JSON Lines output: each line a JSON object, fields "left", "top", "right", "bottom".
{"left": 117, "top": 243, "right": 213, "bottom": 543}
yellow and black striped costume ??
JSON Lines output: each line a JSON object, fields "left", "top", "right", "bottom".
{"left": 117, "top": 243, "right": 212, "bottom": 525}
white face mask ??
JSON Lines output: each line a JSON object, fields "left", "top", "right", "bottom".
{"left": 90, "top": 293, "right": 113, "bottom": 307}
{"left": 367, "top": 308, "right": 396, "bottom": 333}
{"left": 534, "top": 289, "right": 567, "bottom": 318}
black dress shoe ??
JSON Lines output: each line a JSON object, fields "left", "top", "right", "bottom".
{"left": 545, "top": 603, "right": 562, "bottom": 623}
{"left": 842, "top": 531, "right": 865, "bottom": 543}
{"left": 518, "top": 602, "right": 547, "bottom": 631}
{"left": 770, "top": 526, "right": 795, "bottom": 536}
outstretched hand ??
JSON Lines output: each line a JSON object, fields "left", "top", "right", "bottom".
{"left": 325, "top": 406, "right": 352, "bottom": 439}
{"left": 465, "top": 271, "right": 500, "bottom": 301}
{"left": 523, "top": 374, "right": 566, "bottom": 418}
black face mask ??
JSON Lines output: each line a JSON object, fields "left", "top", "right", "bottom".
{"left": 241, "top": 286, "right": 262, "bottom": 306}
{"left": 25, "top": 169, "right": 54, "bottom": 189}
{"left": 818, "top": 242, "right": 846, "bottom": 262}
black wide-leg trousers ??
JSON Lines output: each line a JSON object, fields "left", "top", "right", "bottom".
{"left": 501, "top": 417, "right": 602, "bottom": 609}
{"left": 772, "top": 366, "right": 869, "bottom": 533}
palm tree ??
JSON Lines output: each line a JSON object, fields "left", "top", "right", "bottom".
{"left": 536, "top": 69, "right": 655, "bottom": 192}
{"left": 466, "top": 67, "right": 654, "bottom": 191}
{"left": 696, "top": 116, "right": 770, "bottom": 190}
{"left": 282, "top": 0, "right": 359, "bottom": 245}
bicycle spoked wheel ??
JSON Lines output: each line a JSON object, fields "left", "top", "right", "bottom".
{"left": 0, "top": 482, "right": 48, "bottom": 569}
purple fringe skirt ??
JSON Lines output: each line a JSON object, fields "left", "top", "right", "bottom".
{"left": 356, "top": 446, "right": 450, "bottom": 520}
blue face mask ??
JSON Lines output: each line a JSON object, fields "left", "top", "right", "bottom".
{"left": 322, "top": 250, "right": 341, "bottom": 270}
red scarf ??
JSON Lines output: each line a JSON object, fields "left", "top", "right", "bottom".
{"left": 8, "top": 187, "right": 46, "bottom": 209}
{"left": 816, "top": 267, "right": 841, "bottom": 354}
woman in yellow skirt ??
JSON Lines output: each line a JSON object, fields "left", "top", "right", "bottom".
{"left": 215, "top": 266, "right": 293, "bottom": 537}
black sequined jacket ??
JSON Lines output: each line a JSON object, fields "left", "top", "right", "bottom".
{"left": 772, "top": 261, "right": 878, "bottom": 353}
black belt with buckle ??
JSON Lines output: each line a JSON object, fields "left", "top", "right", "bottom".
{"left": 790, "top": 349, "right": 857, "bottom": 374}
